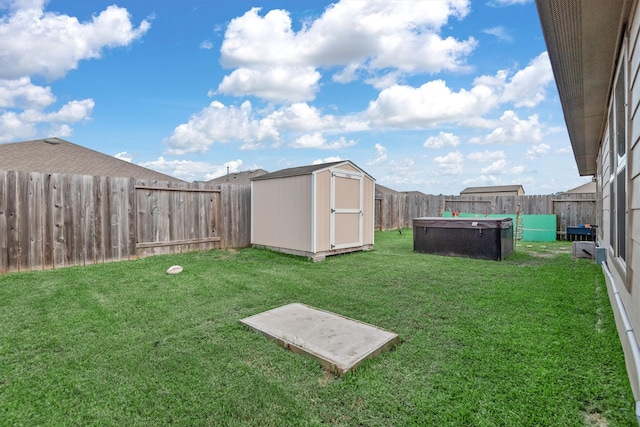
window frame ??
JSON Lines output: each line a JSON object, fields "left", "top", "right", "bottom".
{"left": 607, "top": 37, "right": 628, "bottom": 271}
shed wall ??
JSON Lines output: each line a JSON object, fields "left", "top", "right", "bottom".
{"left": 314, "top": 170, "right": 331, "bottom": 252}
{"left": 252, "top": 175, "right": 312, "bottom": 252}
{"left": 363, "top": 175, "right": 374, "bottom": 245}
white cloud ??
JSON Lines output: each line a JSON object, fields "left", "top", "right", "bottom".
{"left": 49, "top": 123, "right": 72, "bottom": 137}
{"left": 0, "top": 3, "right": 150, "bottom": 80}
{"left": 469, "top": 110, "right": 543, "bottom": 144}
{"left": 368, "top": 27, "right": 476, "bottom": 74}
{"left": 0, "top": 77, "right": 55, "bottom": 109}
{"left": 423, "top": 131, "right": 460, "bottom": 148}
{"left": 479, "top": 159, "right": 526, "bottom": 174}
{"left": 46, "top": 99, "right": 94, "bottom": 122}
{"left": 0, "top": 2, "right": 147, "bottom": 141}
{"left": 313, "top": 156, "right": 343, "bottom": 165}
{"left": 381, "top": 157, "right": 434, "bottom": 187}
{"left": 266, "top": 103, "right": 338, "bottom": 132}
{"left": 332, "top": 63, "right": 360, "bottom": 84}
{"left": 205, "top": 159, "right": 260, "bottom": 180}
{"left": 139, "top": 157, "right": 258, "bottom": 182}
{"left": 114, "top": 151, "right": 132, "bottom": 162}
{"left": 483, "top": 26, "right": 512, "bottom": 42}
{"left": 218, "top": 1, "right": 476, "bottom": 102}
{"left": 489, "top": 0, "right": 531, "bottom": 5}
{"left": 501, "top": 52, "right": 553, "bottom": 107}
{"left": 467, "top": 150, "right": 506, "bottom": 162}
{"left": 200, "top": 40, "right": 213, "bottom": 50}
{"left": 367, "top": 143, "right": 387, "bottom": 166}
{"left": 165, "top": 101, "right": 368, "bottom": 154}
{"left": 163, "top": 100, "right": 280, "bottom": 155}
{"left": 364, "top": 71, "right": 401, "bottom": 90}
{"left": 480, "top": 159, "right": 507, "bottom": 173}
{"left": 462, "top": 175, "right": 500, "bottom": 187}
{"left": 217, "top": 66, "right": 321, "bottom": 103}
{"left": 526, "top": 143, "right": 551, "bottom": 159}
{"left": 555, "top": 145, "right": 572, "bottom": 154}
{"left": 289, "top": 132, "right": 357, "bottom": 149}
{"left": 433, "top": 151, "right": 464, "bottom": 175}
{"left": 366, "top": 79, "right": 497, "bottom": 128}
{"left": 0, "top": 98, "right": 93, "bottom": 142}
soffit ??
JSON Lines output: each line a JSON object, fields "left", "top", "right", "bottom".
{"left": 536, "top": 0, "right": 632, "bottom": 175}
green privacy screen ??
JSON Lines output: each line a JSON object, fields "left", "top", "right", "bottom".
{"left": 442, "top": 212, "right": 557, "bottom": 242}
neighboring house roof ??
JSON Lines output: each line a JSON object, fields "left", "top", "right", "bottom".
{"left": 460, "top": 185, "right": 525, "bottom": 195}
{"left": 402, "top": 191, "right": 427, "bottom": 197}
{"left": 251, "top": 160, "right": 374, "bottom": 181}
{"left": 564, "top": 180, "right": 597, "bottom": 194}
{"left": 536, "top": 0, "right": 632, "bottom": 175}
{"left": 375, "top": 184, "right": 402, "bottom": 196}
{"left": 208, "top": 169, "right": 268, "bottom": 185}
{"left": 0, "top": 137, "right": 182, "bottom": 182}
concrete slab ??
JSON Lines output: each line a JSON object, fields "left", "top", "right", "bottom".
{"left": 240, "top": 302, "right": 398, "bottom": 374}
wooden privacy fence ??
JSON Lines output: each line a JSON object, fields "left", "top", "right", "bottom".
{"left": 375, "top": 193, "right": 597, "bottom": 237}
{"left": 0, "top": 166, "right": 598, "bottom": 274}
{"left": 0, "top": 169, "right": 250, "bottom": 274}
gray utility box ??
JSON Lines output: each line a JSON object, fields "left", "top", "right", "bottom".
{"left": 572, "top": 241, "right": 596, "bottom": 260}
{"left": 413, "top": 217, "right": 514, "bottom": 261}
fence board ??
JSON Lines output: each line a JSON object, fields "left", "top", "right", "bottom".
{"left": 0, "top": 171, "right": 7, "bottom": 273}
{"left": 17, "top": 171, "right": 29, "bottom": 270}
{"left": 5, "top": 171, "right": 18, "bottom": 271}
{"left": 82, "top": 175, "right": 95, "bottom": 265}
{"left": 27, "top": 172, "right": 44, "bottom": 270}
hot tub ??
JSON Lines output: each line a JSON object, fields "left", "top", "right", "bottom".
{"left": 413, "top": 217, "right": 514, "bottom": 260}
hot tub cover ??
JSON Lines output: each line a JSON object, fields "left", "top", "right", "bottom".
{"left": 413, "top": 217, "right": 513, "bottom": 229}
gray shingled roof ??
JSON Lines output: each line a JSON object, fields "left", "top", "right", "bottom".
{"left": 251, "top": 161, "right": 373, "bottom": 181}
{"left": 460, "top": 185, "right": 524, "bottom": 194}
{"left": 208, "top": 169, "right": 268, "bottom": 185}
{"left": 0, "top": 138, "right": 182, "bottom": 182}
{"left": 564, "top": 180, "right": 596, "bottom": 194}
{"left": 375, "top": 184, "right": 402, "bottom": 195}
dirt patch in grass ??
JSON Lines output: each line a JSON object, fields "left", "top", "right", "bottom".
{"left": 584, "top": 411, "right": 609, "bottom": 427}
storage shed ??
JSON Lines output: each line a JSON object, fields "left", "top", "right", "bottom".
{"left": 251, "top": 161, "right": 375, "bottom": 261}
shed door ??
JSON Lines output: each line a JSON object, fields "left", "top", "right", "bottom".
{"left": 330, "top": 170, "right": 363, "bottom": 250}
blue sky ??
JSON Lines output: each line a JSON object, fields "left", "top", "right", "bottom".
{"left": 0, "top": 0, "right": 589, "bottom": 194}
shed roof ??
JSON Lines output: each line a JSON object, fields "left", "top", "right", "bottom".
{"left": 208, "top": 169, "right": 268, "bottom": 185}
{"left": 251, "top": 160, "right": 374, "bottom": 181}
{"left": 460, "top": 185, "right": 524, "bottom": 195}
{"left": 0, "top": 138, "right": 182, "bottom": 182}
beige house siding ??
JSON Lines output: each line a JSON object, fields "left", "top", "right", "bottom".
{"left": 251, "top": 175, "right": 312, "bottom": 252}
{"left": 626, "top": 1, "right": 640, "bottom": 398}
{"left": 599, "top": 2, "right": 640, "bottom": 399}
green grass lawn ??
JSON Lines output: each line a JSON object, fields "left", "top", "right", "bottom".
{"left": 0, "top": 230, "right": 636, "bottom": 426}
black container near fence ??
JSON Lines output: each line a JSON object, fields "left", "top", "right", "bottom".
{"left": 413, "top": 217, "right": 514, "bottom": 261}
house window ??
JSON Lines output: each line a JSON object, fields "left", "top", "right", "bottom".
{"left": 608, "top": 45, "right": 628, "bottom": 273}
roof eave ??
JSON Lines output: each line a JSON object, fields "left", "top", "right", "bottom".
{"left": 535, "top": 0, "right": 632, "bottom": 176}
